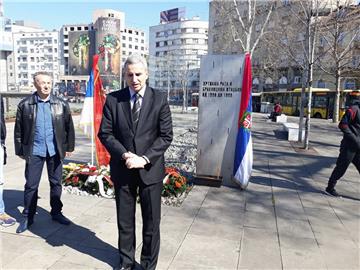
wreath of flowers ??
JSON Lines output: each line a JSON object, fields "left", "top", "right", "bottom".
{"left": 62, "top": 164, "right": 191, "bottom": 199}
{"left": 62, "top": 163, "right": 114, "bottom": 198}
{"left": 162, "top": 167, "right": 190, "bottom": 197}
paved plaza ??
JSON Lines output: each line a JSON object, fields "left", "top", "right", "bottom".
{"left": 0, "top": 109, "right": 359, "bottom": 269}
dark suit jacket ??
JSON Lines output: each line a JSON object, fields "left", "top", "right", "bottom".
{"left": 98, "top": 86, "right": 173, "bottom": 185}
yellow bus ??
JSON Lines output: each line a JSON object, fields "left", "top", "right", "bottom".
{"left": 261, "top": 88, "right": 360, "bottom": 119}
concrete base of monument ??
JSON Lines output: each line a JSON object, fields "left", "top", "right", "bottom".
{"left": 193, "top": 174, "right": 223, "bottom": 187}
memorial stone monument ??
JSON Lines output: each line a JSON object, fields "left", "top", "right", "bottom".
{"left": 196, "top": 55, "right": 245, "bottom": 187}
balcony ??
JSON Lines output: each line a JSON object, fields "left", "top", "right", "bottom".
{"left": 263, "top": 84, "right": 274, "bottom": 91}
{"left": 278, "top": 83, "right": 290, "bottom": 91}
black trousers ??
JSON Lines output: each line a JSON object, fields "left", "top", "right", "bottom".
{"left": 23, "top": 154, "right": 63, "bottom": 219}
{"left": 328, "top": 142, "right": 360, "bottom": 189}
{"left": 114, "top": 172, "right": 162, "bottom": 270}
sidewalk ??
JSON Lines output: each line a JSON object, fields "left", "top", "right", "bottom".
{"left": 0, "top": 112, "right": 359, "bottom": 269}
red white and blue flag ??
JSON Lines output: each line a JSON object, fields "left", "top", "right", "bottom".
{"left": 79, "top": 64, "right": 94, "bottom": 136}
{"left": 233, "top": 53, "right": 253, "bottom": 189}
{"left": 79, "top": 55, "right": 110, "bottom": 166}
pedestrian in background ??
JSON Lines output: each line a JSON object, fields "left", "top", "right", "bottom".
{"left": 14, "top": 71, "right": 75, "bottom": 233}
{"left": 326, "top": 95, "right": 360, "bottom": 197}
{"left": 270, "top": 101, "right": 282, "bottom": 121}
{"left": 98, "top": 54, "right": 173, "bottom": 270}
{"left": 0, "top": 96, "right": 16, "bottom": 227}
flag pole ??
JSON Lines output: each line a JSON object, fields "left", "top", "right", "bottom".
{"left": 91, "top": 102, "right": 95, "bottom": 166}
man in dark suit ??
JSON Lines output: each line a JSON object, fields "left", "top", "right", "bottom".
{"left": 98, "top": 54, "right": 173, "bottom": 270}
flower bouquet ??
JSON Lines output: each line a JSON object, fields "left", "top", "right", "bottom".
{"left": 62, "top": 163, "right": 114, "bottom": 198}
{"left": 62, "top": 164, "right": 192, "bottom": 203}
{"left": 162, "top": 167, "right": 191, "bottom": 198}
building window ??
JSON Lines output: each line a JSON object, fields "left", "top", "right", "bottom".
{"left": 129, "top": 30, "right": 133, "bottom": 34}
{"left": 141, "top": 32, "right": 144, "bottom": 36}
{"left": 135, "top": 45, "right": 138, "bottom": 50}
{"left": 156, "top": 42, "right": 160, "bottom": 47}
{"left": 129, "top": 37, "right": 132, "bottom": 41}
{"left": 122, "top": 36, "right": 126, "bottom": 40}
{"left": 129, "top": 44, "right": 132, "bottom": 49}
{"left": 122, "top": 43, "right": 126, "bottom": 47}
{"left": 156, "top": 52, "right": 160, "bottom": 56}
{"left": 193, "top": 28, "right": 199, "bottom": 33}
{"left": 141, "top": 47, "right": 144, "bottom": 50}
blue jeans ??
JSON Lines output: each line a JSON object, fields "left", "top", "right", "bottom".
{"left": 23, "top": 154, "right": 63, "bottom": 219}
{"left": 0, "top": 145, "right": 5, "bottom": 214}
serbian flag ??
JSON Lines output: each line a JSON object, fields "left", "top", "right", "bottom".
{"left": 79, "top": 65, "right": 94, "bottom": 135}
{"left": 92, "top": 54, "right": 110, "bottom": 166}
{"left": 233, "top": 53, "right": 253, "bottom": 189}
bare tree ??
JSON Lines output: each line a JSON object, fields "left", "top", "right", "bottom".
{"left": 210, "top": 0, "right": 275, "bottom": 55}
{"left": 316, "top": 0, "right": 360, "bottom": 122}
{"left": 264, "top": 0, "right": 325, "bottom": 149}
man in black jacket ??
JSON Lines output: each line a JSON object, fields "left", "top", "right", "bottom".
{"left": 98, "top": 55, "right": 173, "bottom": 270}
{"left": 15, "top": 71, "right": 75, "bottom": 233}
{"left": 326, "top": 97, "right": 360, "bottom": 197}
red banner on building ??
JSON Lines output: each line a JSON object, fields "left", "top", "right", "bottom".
{"left": 93, "top": 54, "right": 110, "bottom": 166}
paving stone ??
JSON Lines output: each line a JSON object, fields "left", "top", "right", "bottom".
{"left": 3, "top": 249, "right": 63, "bottom": 269}
{"left": 188, "top": 208, "right": 243, "bottom": 241}
{"left": 60, "top": 246, "right": 118, "bottom": 269}
{"left": 281, "top": 247, "right": 326, "bottom": 269}
{"left": 244, "top": 211, "right": 277, "bottom": 232}
{"left": 239, "top": 228, "right": 281, "bottom": 269}
{"left": 169, "top": 234, "right": 239, "bottom": 270}
{"left": 277, "top": 218, "right": 315, "bottom": 239}
{"left": 48, "top": 261, "right": 98, "bottom": 269}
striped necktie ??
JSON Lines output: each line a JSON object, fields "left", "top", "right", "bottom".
{"left": 132, "top": 93, "right": 141, "bottom": 130}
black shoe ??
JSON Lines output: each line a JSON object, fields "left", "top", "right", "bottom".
{"left": 325, "top": 187, "right": 339, "bottom": 197}
{"left": 16, "top": 218, "right": 33, "bottom": 233}
{"left": 52, "top": 213, "right": 71, "bottom": 225}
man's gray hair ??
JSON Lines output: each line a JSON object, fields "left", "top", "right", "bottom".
{"left": 124, "top": 54, "right": 148, "bottom": 71}
{"left": 33, "top": 71, "right": 52, "bottom": 81}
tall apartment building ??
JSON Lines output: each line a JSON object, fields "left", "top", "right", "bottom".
{"left": 10, "top": 30, "right": 59, "bottom": 91}
{"left": 209, "top": 0, "right": 360, "bottom": 92}
{"left": 121, "top": 27, "right": 148, "bottom": 64}
{"left": 149, "top": 8, "right": 208, "bottom": 97}
{"left": 0, "top": 0, "right": 12, "bottom": 92}
{"left": 59, "top": 9, "right": 148, "bottom": 93}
